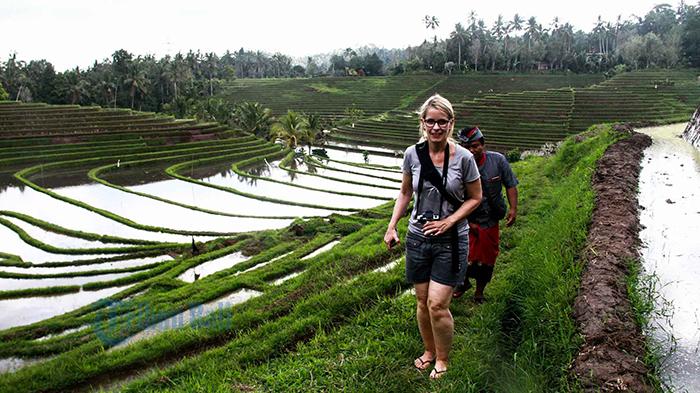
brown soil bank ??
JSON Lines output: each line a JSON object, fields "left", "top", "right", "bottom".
{"left": 572, "top": 127, "right": 653, "bottom": 392}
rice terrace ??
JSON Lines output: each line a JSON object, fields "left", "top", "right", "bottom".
{"left": 2, "top": 2, "right": 700, "bottom": 392}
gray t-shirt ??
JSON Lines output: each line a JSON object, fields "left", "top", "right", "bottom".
{"left": 402, "top": 143, "right": 480, "bottom": 237}
{"left": 470, "top": 151, "right": 519, "bottom": 228}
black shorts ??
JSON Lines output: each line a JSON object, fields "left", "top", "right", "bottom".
{"left": 405, "top": 231, "right": 468, "bottom": 287}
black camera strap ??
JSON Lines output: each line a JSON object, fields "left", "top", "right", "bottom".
{"left": 415, "top": 141, "right": 462, "bottom": 273}
{"left": 415, "top": 142, "right": 460, "bottom": 212}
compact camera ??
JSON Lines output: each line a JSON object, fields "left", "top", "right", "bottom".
{"left": 416, "top": 210, "right": 440, "bottom": 224}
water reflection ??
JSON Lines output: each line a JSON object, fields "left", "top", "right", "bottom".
{"left": 637, "top": 123, "right": 700, "bottom": 392}
{"left": 1, "top": 255, "right": 172, "bottom": 275}
{"left": 178, "top": 252, "right": 248, "bottom": 283}
{"left": 0, "top": 357, "right": 47, "bottom": 374}
{"left": 0, "top": 223, "right": 125, "bottom": 264}
{"left": 0, "top": 271, "right": 136, "bottom": 291}
{"left": 58, "top": 182, "right": 293, "bottom": 233}
{"left": 0, "top": 186, "right": 211, "bottom": 244}
{"left": 1, "top": 216, "right": 132, "bottom": 250}
{"left": 129, "top": 178, "right": 336, "bottom": 218}
{"left": 324, "top": 145, "right": 404, "bottom": 168}
{"left": 0, "top": 285, "right": 133, "bottom": 330}
{"left": 300, "top": 240, "right": 340, "bottom": 260}
{"left": 199, "top": 163, "right": 388, "bottom": 210}
{"left": 270, "top": 271, "right": 302, "bottom": 286}
{"left": 109, "top": 288, "right": 262, "bottom": 349}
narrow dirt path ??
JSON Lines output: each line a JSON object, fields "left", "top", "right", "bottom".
{"left": 572, "top": 127, "right": 653, "bottom": 392}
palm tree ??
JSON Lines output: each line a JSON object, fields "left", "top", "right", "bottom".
{"left": 507, "top": 14, "right": 524, "bottom": 70}
{"left": 69, "top": 79, "right": 90, "bottom": 104}
{"left": 343, "top": 48, "right": 357, "bottom": 62}
{"left": 203, "top": 52, "right": 219, "bottom": 96}
{"left": 424, "top": 15, "right": 440, "bottom": 44}
{"left": 470, "top": 37, "right": 482, "bottom": 71}
{"left": 169, "top": 53, "right": 192, "bottom": 100}
{"left": 525, "top": 16, "right": 542, "bottom": 51}
{"left": 66, "top": 69, "right": 90, "bottom": 104}
{"left": 97, "top": 80, "right": 117, "bottom": 107}
{"left": 271, "top": 110, "right": 306, "bottom": 149}
{"left": 232, "top": 102, "right": 274, "bottom": 138}
{"left": 302, "top": 113, "right": 325, "bottom": 154}
{"left": 123, "top": 70, "right": 149, "bottom": 109}
{"left": 450, "top": 23, "right": 468, "bottom": 71}
{"left": 594, "top": 16, "right": 606, "bottom": 54}
{"left": 492, "top": 15, "right": 506, "bottom": 69}
{"left": 510, "top": 13, "right": 524, "bottom": 33}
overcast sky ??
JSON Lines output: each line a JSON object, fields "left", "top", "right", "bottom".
{"left": 1, "top": 0, "right": 677, "bottom": 72}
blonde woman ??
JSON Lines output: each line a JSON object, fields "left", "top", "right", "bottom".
{"left": 384, "top": 94, "right": 482, "bottom": 379}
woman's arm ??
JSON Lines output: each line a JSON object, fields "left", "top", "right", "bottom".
{"left": 384, "top": 172, "right": 413, "bottom": 248}
{"left": 422, "top": 179, "right": 482, "bottom": 236}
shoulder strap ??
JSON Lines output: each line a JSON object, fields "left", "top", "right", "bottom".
{"left": 415, "top": 142, "right": 462, "bottom": 274}
{"left": 415, "top": 142, "right": 461, "bottom": 208}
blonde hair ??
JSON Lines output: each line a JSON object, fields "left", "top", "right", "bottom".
{"left": 416, "top": 93, "right": 455, "bottom": 141}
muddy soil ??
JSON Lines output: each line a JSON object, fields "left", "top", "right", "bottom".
{"left": 572, "top": 128, "right": 653, "bottom": 392}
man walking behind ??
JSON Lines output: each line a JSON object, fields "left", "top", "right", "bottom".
{"left": 453, "top": 127, "right": 519, "bottom": 302}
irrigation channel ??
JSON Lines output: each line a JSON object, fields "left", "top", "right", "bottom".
{"left": 0, "top": 141, "right": 402, "bottom": 375}
{"left": 637, "top": 123, "right": 700, "bottom": 392}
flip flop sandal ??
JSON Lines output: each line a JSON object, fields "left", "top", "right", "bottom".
{"left": 414, "top": 356, "right": 434, "bottom": 371}
{"left": 452, "top": 284, "right": 467, "bottom": 298}
{"left": 452, "top": 280, "right": 472, "bottom": 298}
{"left": 430, "top": 367, "right": 447, "bottom": 379}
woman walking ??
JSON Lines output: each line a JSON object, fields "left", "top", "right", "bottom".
{"left": 384, "top": 94, "right": 482, "bottom": 379}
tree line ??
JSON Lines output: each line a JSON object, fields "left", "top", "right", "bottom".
{"left": 0, "top": 47, "right": 387, "bottom": 114}
{"left": 1, "top": 3, "right": 699, "bottom": 114}
{"left": 406, "top": 3, "right": 700, "bottom": 74}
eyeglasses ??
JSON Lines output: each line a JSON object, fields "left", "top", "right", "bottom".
{"left": 423, "top": 118, "right": 451, "bottom": 128}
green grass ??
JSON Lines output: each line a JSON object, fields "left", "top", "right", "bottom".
{"left": 309, "top": 83, "right": 347, "bottom": 95}
{"left": 63, "top": 125, "right": 620, "bottom": 393}
{"left": 0, "top": 285, "right": 81, "bottom": 300}
{"left": 0, "top": 71, "right": 679, "bottom": 392}
{"left": 626, "top": 260, "right": 666, "bottom": 391}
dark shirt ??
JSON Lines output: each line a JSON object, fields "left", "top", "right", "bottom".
{"left": 470, "top": 151, "right": 518, "bottom": 228}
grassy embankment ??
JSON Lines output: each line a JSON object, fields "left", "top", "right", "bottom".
{"left": 92, "top": 125, "right": 623, "bottom": 392}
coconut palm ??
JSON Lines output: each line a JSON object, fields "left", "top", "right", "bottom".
{"left": 302, "top": 113, "right": 325, "bottom": 154}
{"left": 424, "top": 15, "right": 440, "bottom": 44}
{"left": 232, "top": 101, "right": 274, "bottom": 139}
{"left": 525, "top": 16, "right": 543, "bottom": 51}
{"left": 123, "top": 70, "right": 149, "bottom": 109}
{"left": 450, "top": 23, "right": 468, "bottom": 71}
{"left": 168, "top": 53, "right": 192, "bottom": 100}
{"left": 507, "top": 14, "right": 524, "bottom": 70}
{"left": 67, "top": 70, "right": 91, "bottom": 104}
{"left": 203, "top": 52, "right": 219, "bottom": 96}
{"left": 271, "top": 110, "right": 306, "bottom": 149}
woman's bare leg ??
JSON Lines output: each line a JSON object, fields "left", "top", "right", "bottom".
{"left": 427, "top": 280, "right": 455, "bottom": 376}
{"left": 414, "top": 282, "right": 435, "bottom": 368}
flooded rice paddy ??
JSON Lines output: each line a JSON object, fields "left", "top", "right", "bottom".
{"left": 270, "top": 271, "right": 302, "bottom": 285}
{"left": 177, "top": 251, "right": 248, "bottom": 283}
{"left": 0, "top": 285, "right": 133, "bottom": 330}
{"left": 111, "top": 288, "right": 262, "bottom": 350}
{"left": 0, "top": 143, "right": 398, "bottom": 344}
{"left": 638, "top": 123, "right": 700, "bottom": 392}
{"left": 0, "top": 272, "right": 135, "bottom": 291}
{"left": 300, "top": 240, "right": 340, "bottom": 260}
